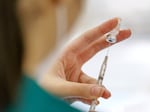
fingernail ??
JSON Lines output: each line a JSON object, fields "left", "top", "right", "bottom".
{"left": 91, "top": 86, "right": 104, "bottom": 97}
{"left": 103, "top": 90, "right": 111, "bottom": 99}
{"left": 117, "top": 18, "right": 122, "bottom": 23}
{"left": 113, "top": 17, "right": 121, "bottom": 25}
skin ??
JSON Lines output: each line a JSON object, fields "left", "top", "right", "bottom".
{"left": 17, "top": 0, "right": 131, "bottom": 105}
{"left": 17, "top": 0, "right": 83, "bottom": 75}
{"left": 40, "top": 18, "right": 131, "bottom": 104}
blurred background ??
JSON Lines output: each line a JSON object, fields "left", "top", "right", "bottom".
{"left": 69, "top": 0, "right": 150, "bottom": 112}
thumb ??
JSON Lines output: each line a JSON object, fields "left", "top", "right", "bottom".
{"left": 64, "top": 81, "right": 111, "bottom": 99}
{"left": 39, "top": 74, "right": 111, "bottom": 99}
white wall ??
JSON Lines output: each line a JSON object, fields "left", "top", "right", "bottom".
{"left": 71, "top": 0, "right": 150, "bottom": 111}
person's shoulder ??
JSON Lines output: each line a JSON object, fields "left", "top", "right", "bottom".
{"left": 6, "top": 75, "right": 81, "bottom": 112}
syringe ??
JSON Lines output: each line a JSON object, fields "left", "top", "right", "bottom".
{"left": 89, "top": 18, "right": 121, "bottom": 112}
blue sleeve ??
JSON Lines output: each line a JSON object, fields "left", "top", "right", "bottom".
{"left": 6, "top": 75, "right": 81, "bottom": 112}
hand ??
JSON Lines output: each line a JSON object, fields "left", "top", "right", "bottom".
{"left": 39, "top": 18, "right": 131, "bottom": 105}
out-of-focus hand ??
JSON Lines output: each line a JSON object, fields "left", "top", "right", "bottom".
{"left": 40, "top": 18, "right": 131, "bottom": 105}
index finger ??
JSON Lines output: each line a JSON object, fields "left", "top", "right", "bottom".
{"left": 68, "top": 17, "right": 120, "bottom": 53}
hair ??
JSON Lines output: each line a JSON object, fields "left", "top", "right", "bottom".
{"left": 0, "top": 0, "right": 23, "bottom": 108}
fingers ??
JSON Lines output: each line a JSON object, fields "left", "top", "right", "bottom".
{"left": 116, "top": 29, "right": 132, "bottom": 42}
{"left": 78, "top": 29, "right": 131, "bottom": 64}
{"left": 78, "top": 98, "right": 99, "bottom": 105}
{"left": 67, "top": 17, "right": 120, "bottom": 53}
{"left": 40, "top": 73, "right": 111, "bottom": 100}
{"left": 64, "top": 96, "right": 99, "bottom": 105}
{"left": 78, "top": 72, "right": 111, "bottom": 99}
{"left": 81, "top": 99, "right": 98, "bottom": 105}
{"left": 65, "top": 81, "right": 111, "bottom": 99}
{"left": 79, "top": 71, "right": 97, "bottom": 84}
{"left": 81, "top": 17, "right": 119, "bottom": 43}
